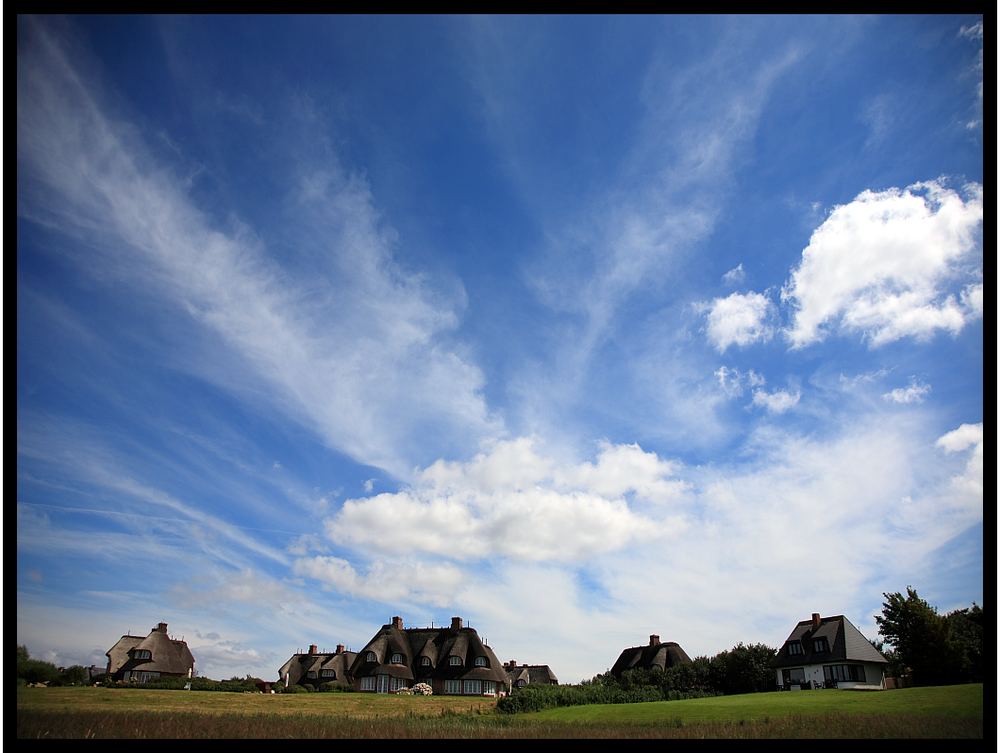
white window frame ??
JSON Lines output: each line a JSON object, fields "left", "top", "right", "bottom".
{"left": 483, "top": 680, "right": 496, "bottom": 695}
{"left": 420, "top": 656, "right": 431, "bottom": 666}
{"left": 449, "top": 656, "right": 462, "bottom": 666}
{"left": 366, "top": 651, "right": 377, "bottom": 663}
{"left": 360, "top": 676, "right": 376, "bottom": 691}
{"left": 391, "top": 652, "right": 404, "bottom": 664}
{"left": 321, "top": 669, "right": 335, "bottom": 678}
{"left": 444, "top": 679, "right": 461, "bottom": 695}
{"left": 463, "top": 679, "right": 482, "bottom": 695}
{"left": 474, "top": 656, "right": 487, "bottom": 667}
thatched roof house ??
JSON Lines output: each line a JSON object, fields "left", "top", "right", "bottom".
{"left": 350, "top": 616, "right": 509, "bottom": 695}
{"left": 504, "top": 660, "right": 558, "bottom": 689}
{"left": 105, "top": 622, "right": 195, "bottom": 683}
{"left": 610, "top": 634, "right": 692, "bottom": 677}
{"left": 278, "top": 643, "right": 357, "bottom": 689}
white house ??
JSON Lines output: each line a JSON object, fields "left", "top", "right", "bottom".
{"left": 770, "top": 613, "right": 889, "bottom": 690}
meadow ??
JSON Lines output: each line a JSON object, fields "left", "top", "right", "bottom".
{"left": 16, "top": 683, "right": 983, "bottom": 739}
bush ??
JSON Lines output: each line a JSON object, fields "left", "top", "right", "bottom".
{"left": 282, "top": 684, "right": 309, "bottom": 694}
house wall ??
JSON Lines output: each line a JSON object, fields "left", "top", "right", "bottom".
{"left": 775, "top": 663, "right": 884, "bottom": 689}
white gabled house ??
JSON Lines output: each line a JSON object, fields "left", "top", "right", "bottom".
{"left": 770, "top": 613, "right": 889, "bottom": 690}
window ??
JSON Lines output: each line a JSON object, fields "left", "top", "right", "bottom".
{"left": 483, "top": 681, "right": 496, "bottom": 695}
{"left": 823, "top": 664, "right": 865, "bottom": 683}
{"left": 133, "top": 649, "right": 152, "bottom": 660}
{"left": 787, "top": 641, "right": 803, "bottom": 656}
{"left": 474, "top": 656, "right": 488, "bottom": 668}
{"left": 463, "top": 679, "right": 482, "bottom": 695}
{"left": 131, "top": 671, "right": 160, "bottom": 684}
{"left": 781, "top": 668, "right": 805, "bottom": 686}
{"left": 444, "top": 680, "right": 461, "bottom": 695}
{"left": 307, "top": 671, "right": 317, "bottom": 679}
{"left": 321, "top": 669, "right": 336, "bottom": 678}
{"left": 813, "top": 638, "right": 829, "bottom": 653}
{"left": 515, "top": 679, "right": 526, "bottom": 688}
{"left": 390, "top": 676, "right": 407, "bottom": 692}
{"left": 449, "top": 656, "right": 462, "bottom": 666}
{"left": 391, "top": 653, "right": 404, "bottom": 664}
{"left": 420, "top": 657, "right": 431, "bottom": 667}
{"left": 360, "top": 676, "right": 376, "bottom": 691}
{"left": 366, "top": 651, "right": 377, "bottom": 663}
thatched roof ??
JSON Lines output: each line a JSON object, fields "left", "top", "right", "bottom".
{"left": 352, "top": 619, "right": 508, "bottom": 684}
{"left": 770, "top": 614, "right": 888, "bottom": 669}
{"left": 105, "top": 623, "right": 195, "bottom": 678}
{"left": 278, "top": 648, "right": 357, "bottom": 688}
{"left": 506, "top": 664, "right": 559, "bottom": 687}
{"left": 610, "top": 638, "right": 692, "bottom": 677}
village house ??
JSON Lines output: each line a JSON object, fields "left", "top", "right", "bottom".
{"left": 350, "top": 616, "right": 509, "bottom": 696}
{"left": 503, "top": 660, "right": 559, "bottom": 690}
{"left": 277, "top": 643, "right": 357, "bottom": 690}
{"left": 770, "top": 612, "right": 889, "bottom": 690}
{"left": 105, "top": 622, "right": 195, "bottom": 684}
{"left": 610, "top": 634, "right": 692, "bottom": 677}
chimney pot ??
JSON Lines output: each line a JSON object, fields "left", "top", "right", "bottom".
{"left": 308, "top": 644, "right": 318, "bottom": 655}
{"left": 812, "top": 613, "right": 821, "bottom": 628}
{"left": 451, "top": 616, "right": 463, "bottom": 630}
{"left": 156, "top": 622, "right": 168, "bottom": 633}
{"left": 392, "top": 616, "right": 403, "bottom": 630}
{"left": 649, "top": 634, "right": 660, "bottom": 646}
{"left": 336, "top": 644, "right": 345, "bottom": 655}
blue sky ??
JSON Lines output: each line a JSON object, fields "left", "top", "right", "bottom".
{"left": 17, "top": 14, "right": 984, "bottom": 683}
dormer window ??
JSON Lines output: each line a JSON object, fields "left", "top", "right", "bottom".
{"left": 813, "top": 638, "right": 829, "bottom": 653}
{"left": 366, "top": 651, "right": 377, "bottom": 663}
{"left": 391, "top": 653, "right": 404, "bottom": 664}
{"left": 307, "top": 671, "right": 317, "bottom": 679}
{"left": 474, "top": 656, "right": 488, "bottom": 668}
{"left": 321, "top": 669, "right": 336, "bottom": 678}
{"left": 420, "top": 657, "right": 431, "bottom": 667}
{"left": 133, "top": 649, "right": 152, "bottom": 660}
{"left": 449, "top": 656, "right": 462, "bottom": 666}
{"left": 787, "top": 641, "right": 803, "bottom": 656}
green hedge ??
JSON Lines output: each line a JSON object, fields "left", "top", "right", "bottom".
{"left": 496, "top": 683, "right": 716, "bottom": 714}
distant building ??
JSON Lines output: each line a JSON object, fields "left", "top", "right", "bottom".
{"left": 503, "top": 660, "right": 558, "bottom": 690}
{"left": 610, "top": 634, "right": 692, "bottom": 677}
{"left": 278, "top": 643, "right": 357, "bottom": 690}
{"left": 770, "top": 612, "right": 888, "bottom": 690}
{"left": 105, "top": 622, "right": 195, "bottom": 684}
{"left": 350, "top": 615, "right": 509, "bottom": 696}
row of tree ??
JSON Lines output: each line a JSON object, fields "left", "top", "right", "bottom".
{"left": 16, "top": 645, "right": 89, "bottom": 686}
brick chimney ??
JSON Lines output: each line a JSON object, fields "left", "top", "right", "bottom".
{"left": 336, "top": 644, "right": 345, "bottom": 655}
{"left": 649, "top": 634, "right": 660, "bottom": 646}
{"left": 451, "top": 616, "right": 463, "bottom": 630}
{"left": 308, "top": 644, "right": 318, "bottom": 655}
{"left": 392, "top": 616, "right": 404, "bottom": 630}
{"left": 506, "top": 659, "right": 516, "bottom": 668}
{"left": 812, "top": 613, "right": 821, "bottom": 628}
{"left": 156, "top": 622, "right": 168, "bottom": 633}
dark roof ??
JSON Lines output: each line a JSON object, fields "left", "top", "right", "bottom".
{"left": 351, "top": 622, "right": 508, "bottom": 684}
{"left": 770, "top": 615, "right": 888, "bottom": 669}
{"left": 610, "top": 640, "right": 692, "bottom": 676}
{"left": 278, "top": 649, "right": 357, "bottom": 687}
{"left": 506, "top": 664, "right": 558, "bottom": 686}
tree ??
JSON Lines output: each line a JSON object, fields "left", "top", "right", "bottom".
{"left": 16, "top": 645, "right": 61, "bottom": 685}
{"left": 945, "top": 604, "right": 984, "bottom": 683}
{"left": 875, "top": 587, "right": 971, "bottom": 686}
{"left": 709, "top": 643, "right": 777, "bottom": 695}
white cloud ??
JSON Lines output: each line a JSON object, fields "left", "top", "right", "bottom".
{"left": 782, "top": 180, "right": 983, "bottom": 348}
{"left": 705, "top": 291, "right": 774, "bottom": 352}
{"left": 16, "top": 19, "right": 501, "bottom": 480}
{"left": 315, "top": 438, "right": 689, "bottom": 566}
{"left": 882, "top": 379, "right": 932, "bottom": 405}
{"left": 714, "top": 366, "right": 766, "bottom": 398}
{"left": 751, "top": 388, "right": 800, "bottom": 414}
{"left": 722, "top": 263, "right": 746, "bottom": 286}
{"left": 292, "top": 556, "right": 464, "bottom": 606}
{"left": 935, "top": 422, "right": 982, "bottom": 454}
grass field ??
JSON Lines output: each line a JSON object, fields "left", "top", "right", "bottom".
{"left": 16, "top": 683, "right": 983, "bottom": 738}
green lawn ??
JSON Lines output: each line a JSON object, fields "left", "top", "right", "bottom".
{"left": 525, "top": 684, "right": 983, "bottom": 724}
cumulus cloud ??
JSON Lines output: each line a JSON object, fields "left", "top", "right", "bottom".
{"left": 292, "top": 556, "right": 464, "bottom": 606}
{"left": 782, "top": 180, "right": 983, "bottom": 348}
{"left": 705, "top": 291, "right": 774, "bottom": 352}
{"left": 311, "top": 438, "right": 689, "bottom": 566}
{"left": 935, "top": 422, "right": 984, "bottom": 503}
{"left": 882, "top": 379, "right": 932, "bottom": 405}
{"left": 751, "top": 388, "right": 800, "bottom": 414}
